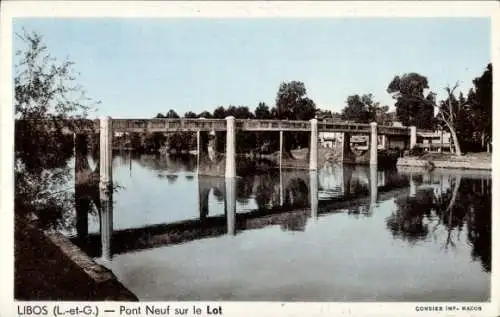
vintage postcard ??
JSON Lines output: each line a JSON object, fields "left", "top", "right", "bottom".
{"left": 1, "top": 1, "right": 499, "bottom": 316}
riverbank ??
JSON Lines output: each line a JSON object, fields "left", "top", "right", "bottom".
{"left": 397, "top": 152, "right": 491, "bottom": 170}
{"left": 15, "top": 215, "right": 138, "bottom": 301}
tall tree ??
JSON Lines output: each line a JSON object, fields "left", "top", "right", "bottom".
{"left": 468, "top": 63, "right": 492, "bottom": 151}
{"left": 14, "top": 31, "right": 98, "bottom": 229}
{"left": 226, "top": 105, "right": 254, "bottom": 119}
{"left": 254, "top": 102, "right": 272, "bottom": 119}
{"left": 213, "top": 106, "right": 226, "bottom": 119}
{"left": 275, "top": 81, "right": 316, "bottom": 120}
{"left": 165, "top": 109, "right": 180, "bottom": 119}
{"left": 184, "top": 111, "right": 198, "bottom": 118}
{"left": 436, "top": 83, "right": 465, "bottom": 156}
{"left": 387, "top": 73, "right": 435, "bottom": 129}
{"left": 275, "top": 81, "right": 316, "bottom": 154}
{"left": 341, "top": 94, "right": 378, "bottom": 123}
{"left": 198, "top": 111, "right": 212, "bottom": 118}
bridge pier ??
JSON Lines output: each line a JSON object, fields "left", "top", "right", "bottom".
{"left": 309, "top": 171, "right": 318, "bottom": 220}
{"left": 341, "top": 133, "right": 354, "bottom": 164}
{"left": 74, "top": 133, "right": 90, "bottom": 241}
{"left": 342, "top": 166, "right": 352, "bottom": 196}
{"left": 99, "top": 116, "right": 113, "bottom": 260}
{"left": 225, "top": 177, "right": 236, "bottom": 235}
{"left": 197, "top": 177, "right": 210, "bottom": 220}
{"left": 208, "top": 131, "right": 217, "bottom": 161}
{"left": 225, "top": 116, "right": 236, "bottom": 178}
{"left": 309, "top": 118, "right": 318, "bottom": 171}
{"left": 99, "top": 116, "right": 113, "bottom": 194}
{"left": 410, "top": 126, "right": 417, "bottom": 149}
{"left": 279, "top": 130, "right": 284, "bottom": 206}
{"left": 369, "top": 165, "right": 378, "bottom": 211}
{"left": 370, "top": 122, "right": 378, "bottom": 166}
{"left": 409, "top": 174, "right": 417, "bottom": 197}
{"left": 380, "top": 135, "right": 387, "bottom": 150}
{"left": 196, "top": 130, "right": 201, "bottom": 173}
{"left": 279, "top": 130, "right": 283, "bottom": 170}
{"left": 100, "top": 191, "right": 113, "bottom": 261}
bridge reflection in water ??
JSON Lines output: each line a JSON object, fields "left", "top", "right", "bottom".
{"left": 69, "top": 153, "right": 490, "bottom": 301}
{"left": 73, "top": 157, "right": 412, "bottom": 260}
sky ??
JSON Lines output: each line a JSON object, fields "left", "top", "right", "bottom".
{"left": 12, "top": 18, "right": 491, "bottom": 119}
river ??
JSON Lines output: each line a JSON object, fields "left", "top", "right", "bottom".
{"left": 70, "top": 152, "right": 491, "bottom": 301}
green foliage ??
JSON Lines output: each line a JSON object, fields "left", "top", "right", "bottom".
{"left": 197, "top": 111, "right": 213, "bottom": 118}
{"left": 275, "top": 81, "right": 316, "bottom": 120}
{"left": 340, "top": 94, "right": 392, "bottom": 125}
{"left": 387, "top": 73, "right": 435, "bottom": 129}
{"left": 468, "top": 64, "right": 492, "bottom": 149}
{"left": 14, "top": 30, "right": 98, "bottom": 230}
{"left": 184, "top": 111, "right": 198, "bottom": 118}
{"left": 254, "top": 102, "right": 271, "bottom": 119}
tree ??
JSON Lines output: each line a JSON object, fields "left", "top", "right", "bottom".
{"left": 213, "top": 106, "right": 226, "bottom": 119}
{"left": 275, "top": 81, "right": 316, "bottom": 120}
{"left": 165, "top": 109, "right": 180, "bottom": 119}
{"left": 225, "top": 105, "right": 254, "bottom": 119}
{"left": 341, "top": 94, "right": 378, "bottom": 123}
{"left": 255, "top": 102, "right": 271, "bottom": 119}
{"left": 436, "top": 83, "right": 466, "bottom": 156}
{"left": 387, "top": 73, "right": 435, "bottom": 129}
{"left": 275, "top": 81, "right": 316, "bottom": 154}
{"left": 198, "top": 111, "right": 212, "bottom": 118}
{"left": 184, "top": 111, "right": 198, "bottom": 118}
{"left": 468, "top": 63, "right": 492, "bottom": 151}
{"left": 14, "top": 30, "right": 98, "bottom": 229}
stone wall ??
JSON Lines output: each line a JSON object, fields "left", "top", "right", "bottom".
{"left": 397, "top": 157, "right": 491, "bottom": 170}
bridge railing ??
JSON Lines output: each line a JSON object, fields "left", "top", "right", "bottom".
{"left": 15, "top": 118, "right": 414, "bottom": 136}
{"left": 319, "top": 122, "right": 370, "bottom": 132}
{"left": 112, "top": 118, "right": 228, "bottom": 132}
{"left": 236, "top": 119, "right": 311, "bottom": 131}
{"left": 378, "top": 126, "right": 410, "bottom": 136}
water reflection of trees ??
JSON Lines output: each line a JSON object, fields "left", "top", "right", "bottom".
{"left": 386, "top": 187, "right": 434, "bottom": 243}
{"left": 252, "top": 173, "right": 281, "bottom": 209}
{"left": 131, "top": 154, "right": 197, "bottom": 175}
{"left": 386, "top": 175, "right": 491, "bottom": 272}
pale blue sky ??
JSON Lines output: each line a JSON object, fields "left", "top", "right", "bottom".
{"left": 13, "top": 18, "right": 490, "bottom": 118}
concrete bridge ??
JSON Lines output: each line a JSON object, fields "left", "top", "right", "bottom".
{"left": 18, "top": 116, "right": 417, "bottom": 173}
{"left": 18, "top": 117, "right": 418, "bottom": 259}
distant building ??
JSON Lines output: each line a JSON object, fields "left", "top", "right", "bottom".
{"left": 319, "top": 132, "right": 343, "bottom": 148}
{"left": 417, "top": 130, "right": 452, "bottom": 152}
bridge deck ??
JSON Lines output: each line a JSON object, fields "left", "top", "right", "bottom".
{"left": 17, "top": 118, "right": 411, "bottom": 136}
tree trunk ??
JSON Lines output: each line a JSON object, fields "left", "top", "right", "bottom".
{"left": 446, "top": 174, "right": 462, "bottom": 212}
{"left": 449, "top": 127, "right": 462, "bottom": 156}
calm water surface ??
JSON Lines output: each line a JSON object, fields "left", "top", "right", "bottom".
{"left": 78, "top": 152, "right": 490, "bottom": 301}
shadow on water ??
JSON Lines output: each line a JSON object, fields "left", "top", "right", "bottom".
{"left": 69, "top": 153, "right": 490, "bottom": 282}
